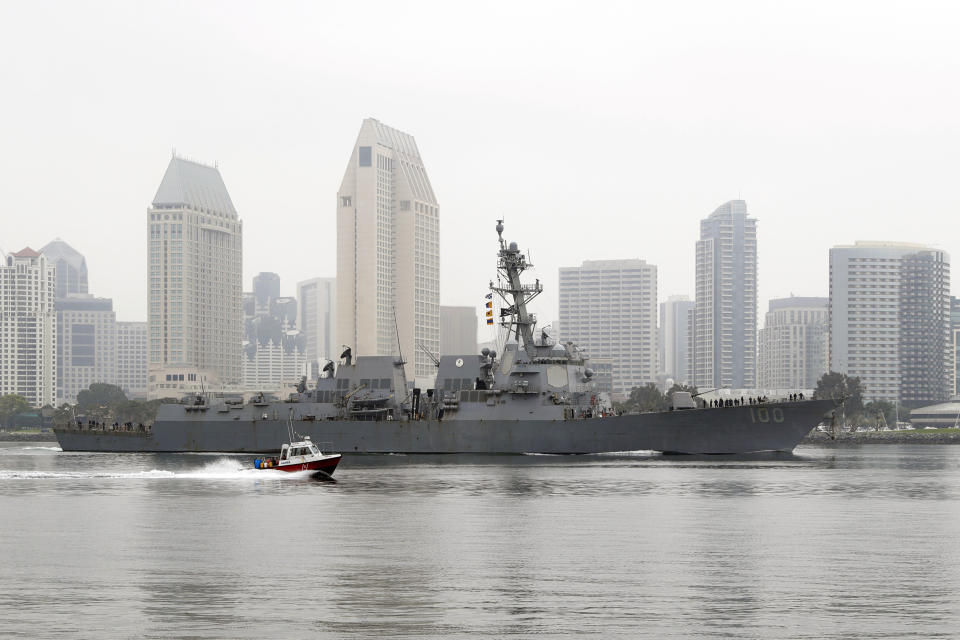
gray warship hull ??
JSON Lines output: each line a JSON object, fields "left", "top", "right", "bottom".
{"left": 53, "top": 399, "right": 831, "bottom": 455}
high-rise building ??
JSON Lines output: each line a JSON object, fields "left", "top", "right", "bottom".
{"left": 39, "top": 239, "right": 88, "bottom": 299}
{"left": 659, "top": 295, "right": 694, "bottom": 384}
{"left": 757, "top": 297, "right": 828, "bottom": 391}
{"left": 440, "top": 306, "right": 478, "bottom": 357}
{"left": 147, "top": 155, "right": 243, "bottom": 397}
{"left": 54, "top": 295, "right": 116, "bottom": 405}
{"left": 829, "top": 242, "right": 950, "bottom": 402}
{"left": 0, "top": 249, "right": 56, "bottom": 407}
{"left": 242, "top": 273, "right": 306, "bottom": 391}
{"left": 559, "top": 259, "right": 658, "bottom": 396}
{"left": 692, "top": 200, "right": 758, "bottom": 389}
{"left": 116, "top": 321, "right": 148, "bottom": 399}
{"left": 252, "top": 272, "right": 280, "bottom": 316}
{"left": 337, "top": 118, "right": 439, "bottom": 381}
{"left": 298, "top": 277, "right": 336, "bottom": 369}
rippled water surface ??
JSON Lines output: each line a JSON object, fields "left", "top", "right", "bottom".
{"left": 2, "top": 442, "right": 960, "bottom": 638}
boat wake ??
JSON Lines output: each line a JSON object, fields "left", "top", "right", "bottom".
{"left": 0, "top": 458, "right": 319, "bottom": 481}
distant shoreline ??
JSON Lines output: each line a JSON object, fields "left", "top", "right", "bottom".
{"left": 0, "top": 431, "right": 56, "bottom": 442}
{"left": 802, "top": 429, "right": 960, "bottom": 445}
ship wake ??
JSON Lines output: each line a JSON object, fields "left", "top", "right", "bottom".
{"left": 0, "top": 458, "right": 319, "bottom": 480}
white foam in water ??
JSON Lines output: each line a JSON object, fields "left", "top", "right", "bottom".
{"left": 0, "top": 458, "right": 315, "bottom": 480}
{"left": 20, "top": 446, "right": 63, "bottom": 452}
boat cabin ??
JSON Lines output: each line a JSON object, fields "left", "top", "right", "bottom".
{"left": 280, "top": 439, "right": 323, "bottom": 462}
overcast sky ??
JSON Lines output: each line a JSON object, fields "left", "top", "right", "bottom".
{"left": 2, "top": 1, "right": 958, "bottom": 339}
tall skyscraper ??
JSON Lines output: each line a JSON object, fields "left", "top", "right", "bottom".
{"left": 757, "top": 297, "right": 828, "bottom": 391}
{"left": 41, "top": 239, "right": 117, "bottom": 405}
{"left": 39, "top": 239, "right": 88, "bottom": 299}
{"left": 830, "top": 242, "right": 951, "bottom": 402}
{"left": 298, "top": 277, "right": 336, "bottom": 369}
{"left": 54, "top": 295, "right": 116, "bottom": 405}
{"left": 659, "top": 295, "right": 694, "bottom": 384}
{"left": 559, "top": 259, "right": 658, "bottom": 396}
{"left": 337, "top": 118, "right": 439, "bottom": 381}
{"left": 692, "top": 200, "right": 758, "bottom": 389}
{"left": 116, "top": 321, "right": 148, "bottom": 399}
{"left": 252, "top": 272, "right": 280, "bottom": 316}
{"left": 148, "top": 155, "right": 243, "bottom": 397}
{"left": 0, "top": 249, "right": 56, "bottom": 407}
{"left": 440, "top": 306, "right": 478, "bottom": 356}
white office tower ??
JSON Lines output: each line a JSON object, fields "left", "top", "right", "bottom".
{"left": 440, "top": 306, "right": 478, "bottom": 356}
{"left": 559, "top": 259, "right": 658, "bottom": 396}
{"left": 659, "top": 295, "right": 694, "bottom": 384}
{"left": 147, "top": 155, "right": 243, "bottom": 397}
{"left": 0, "top": 249, "right": 56, "bottom": 407}
{"left": 54, "top": 295, "right": 116, "bottom": 405}
{"left": 757, "top": 297, "right": 828, "bottom": 391}
{"left": 116, "top": 321, "right": 148, "bottom": 398}
{"left": 692, "top": 200, "right": 758, "bottom": 389}
{"left": 830, "top": 242, "right": 951, "bottom": 403}
{"left": 337, "top": 118, "right": 439, "bottom": 381}
{"left": 297, "top": 277, "right": 337, "bottom": 369}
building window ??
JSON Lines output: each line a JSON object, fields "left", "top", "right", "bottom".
{"left": 341, "top": 196, "right": 352, "bottom": 207}
{"left": 358, "top": 147, "right": 372, "bottom": 167}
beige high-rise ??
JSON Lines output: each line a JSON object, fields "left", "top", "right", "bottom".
{"left": 147, "top": 155, "right": 243, "bottom": 397}
{"left": 337, "top": 118, "right": 439, "bottom": 381}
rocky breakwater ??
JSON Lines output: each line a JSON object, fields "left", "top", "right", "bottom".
{"left": 803, "top": 429, "right": 960, "bottom": 445}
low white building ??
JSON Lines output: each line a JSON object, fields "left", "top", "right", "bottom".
{"left": 243, "top": 337, "right": 308, "bottom": 392}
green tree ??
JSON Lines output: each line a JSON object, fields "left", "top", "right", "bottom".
{"left": 813, "top": 371, "right": 864, "bottom": 416}
{"left": 863, "top": 400, "right": 896, "bottom": 431}
{"left": 0, "top": 394, "right": 30, "bottom": 428}
{"left": 76, "top": 383, "right": 128, "bottom": 422}
{"left": 625, "top": 383, "right": 667, "bottom": 413}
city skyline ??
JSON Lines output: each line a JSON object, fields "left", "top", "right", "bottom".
{"left": 4, "top": 3, "right": 959, "bottom": 336}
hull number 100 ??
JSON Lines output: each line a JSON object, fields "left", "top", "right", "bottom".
{"left": 750, "top": 407, "right": 784, "bottom": 423}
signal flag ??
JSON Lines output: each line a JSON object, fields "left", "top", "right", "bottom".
{"left": 485, "top": 293, "right": 493, "bottom": 299}
{"left": 485, "top": 301, "right": 492, "bottom": 309}
{"left": 485, "top": 310, "right": 493, "bottom": 318}
{"left": 486, "top": 318, "right": 494, "bottom": 325}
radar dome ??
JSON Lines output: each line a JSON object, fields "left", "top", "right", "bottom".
{"left": 481, "top": 347, "right": 490, "bottom": 356}
{"left": 489, "top": 350, "right": 497, "bottom": 359}
{"left": 509, "top": 242, "right": 518, "bottom": 251}
{"left": 584, "top": 368, "right": 594, "bottom": 378}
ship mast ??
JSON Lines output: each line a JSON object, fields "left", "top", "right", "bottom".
{"left": 490, "top": 220, "right": 545, "bottom": 360}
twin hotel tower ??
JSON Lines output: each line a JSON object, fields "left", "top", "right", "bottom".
{"left": 0, "top": 119, "right": 954, "bottom": 408}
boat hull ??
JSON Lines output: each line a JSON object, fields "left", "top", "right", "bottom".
{"left": 267, "top": 454, "right": 341, "bottom": 475}
{"left": 53, "top": 400, "right": 834, "bottom": 455}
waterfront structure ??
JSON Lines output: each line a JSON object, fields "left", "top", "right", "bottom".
{"left": 558, "top": 259, "right": 658, "bottom": 396}
{"left": 691, "top": 200, "right": 758, "bottom": 390}
{"left": 0, "top": 248, "right": 56, "bottom": 407}
{"left": 337, "top": 118, "right": 440, "bottom": 381}
{"left": 297, "top": 277, "right": 336, "bottom": 370}
{"left": 659, "top": 295, "right": 694, "bottom": 385}
{"left": 440, "top": 306, "right": 478, "bottom": 357}
{"left": 829, "top": 242, "right": 951, "bottom": 402}
{"left": 757, "top": 297, "right": 828, "bottom": 391}
{"left": 54, "top": 295, "right": 116, "bottom": 405}
{"left": 147, "top": 155, "right": 243, "bottom": 398}
{"left": 116, "top": 321, "right": 148, "bottom": 399}
{"left": 39, "top": 239, "right": 88, "bottom": 299}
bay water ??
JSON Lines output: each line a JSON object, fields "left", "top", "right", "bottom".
{"left": 1, "top": 443, "right": 959, "bottom": 638}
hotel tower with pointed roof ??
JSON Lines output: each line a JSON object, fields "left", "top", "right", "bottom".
{"left": 147, "top": 154, "right": 242, "bottom": 397}
{"left": 337, "top": 118, "right": 439, "bottom": 381}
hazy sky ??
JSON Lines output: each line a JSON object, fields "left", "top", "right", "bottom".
{"left": 2, "top": 2, "right": 958, "bottom": 341}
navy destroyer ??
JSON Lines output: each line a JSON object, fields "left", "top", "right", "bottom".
{"left": 55, "top": 221, "right": 833, "bottom": 454}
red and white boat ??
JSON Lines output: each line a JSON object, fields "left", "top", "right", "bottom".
{"left": 254, "top": 436, "right": 341, "bottom": 476}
